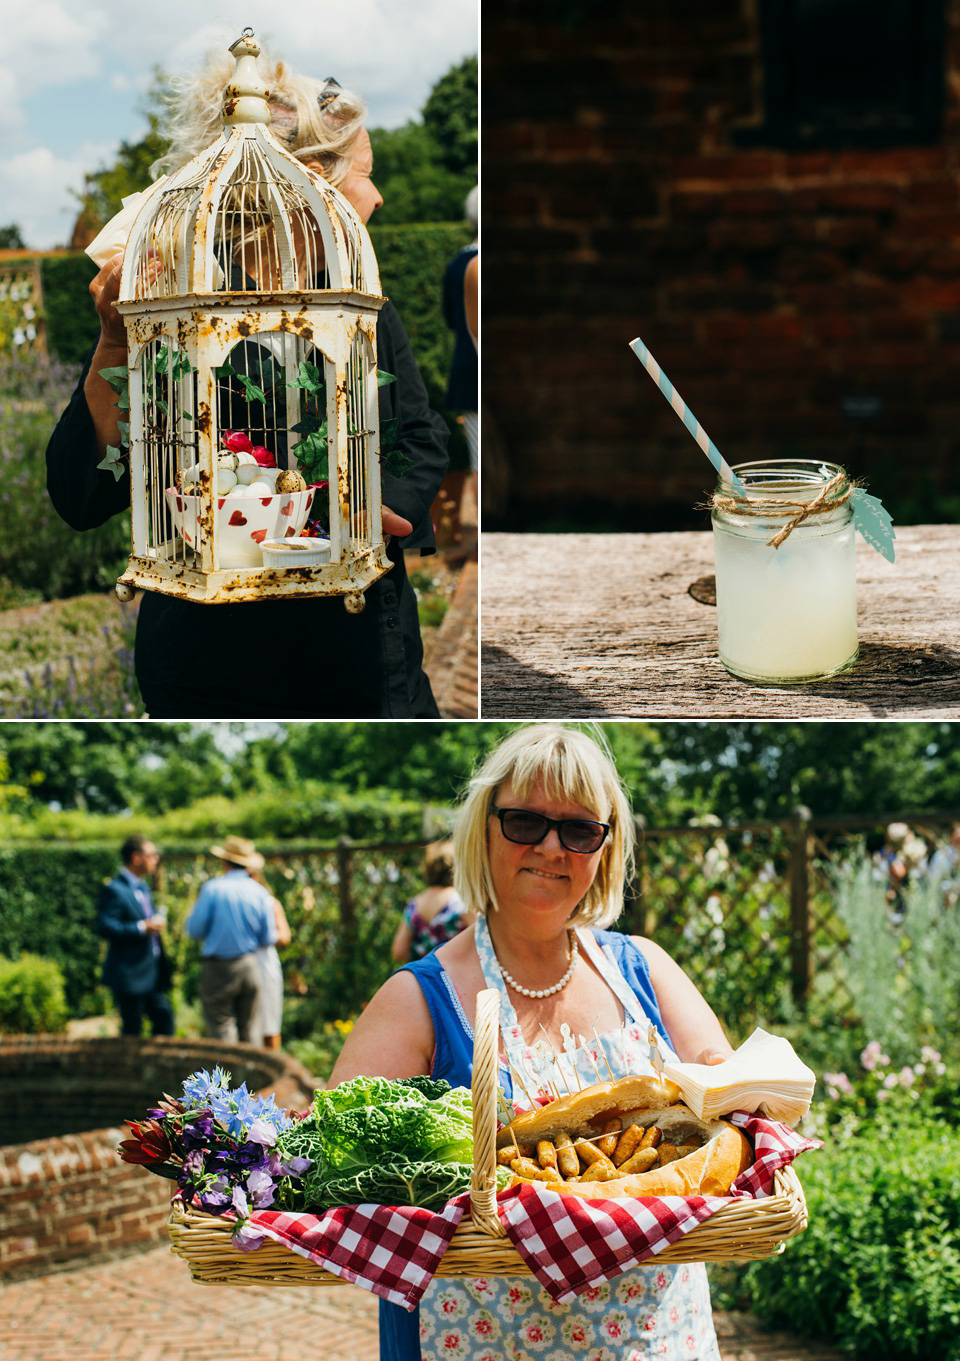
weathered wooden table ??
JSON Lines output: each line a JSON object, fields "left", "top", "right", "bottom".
{"left": 480, "top": 525, "right": 960, "bottom": 718}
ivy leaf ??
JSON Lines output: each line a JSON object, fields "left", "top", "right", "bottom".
{"left": 98, "top": 366, "right": 129, "bottom": 395}
{"left": 292, "top": 430, "right": 329, "bottom": 483}
{"left": 154, "top": 344, "right": 169, "bottom": 377}
{"left": 172, "top": 351, "right": 194, "bottom": 380}
{"left": 213, "top": 361, "right": 237, "bottom": 380}
{"left": 377, "top": 369, "right": 397, "bottom": 388}
{"left": 115, "top": 387, "right": 130, "bottom": 411}
{"left": 851, "top": 488, "right": 896, "bottom": 563}
{"left": 287, "top": 360, "right": 324, "bottom": 394}
{"left": 97, "top": 445, "right": 127, "bottom": 481}
{"left": 383, "top": 447, "right": 414, "bottom": 478}
{"left": 380, "top": 416, "right": 400, "bottom": 448}
{"left": 117, "top": 421, "right": 130, "bottom": 445}
{"left": 291, "top": 413, "right": 324, "bottom": 437}
{"left": 235, "top": 373, "right": 266, "bottom": 404}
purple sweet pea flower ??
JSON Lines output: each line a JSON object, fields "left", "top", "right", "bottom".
{"left": 246, "top": 1118, "right": 279, "bottom": 1148}
{"left": 231, "top": 1184, "right": 249, "bottom": 1218}
{"left": 233, "top": 1221, "right": 266, "bottom": 1253}
{"left": 246, "top": 1167, "right": 277, "bottom": 1209}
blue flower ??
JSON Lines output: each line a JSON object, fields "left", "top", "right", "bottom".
{"left": 181, "top": 1067, "right": 232, "bottom": 1105}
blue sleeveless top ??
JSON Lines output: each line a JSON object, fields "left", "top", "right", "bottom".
{"left": 379, "top": 931, "right": 672, "bottom": 1360}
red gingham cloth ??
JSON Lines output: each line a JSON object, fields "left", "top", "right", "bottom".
{"left": 240, "top": 1113, "right": 817, "bottom": 1310}
{"left": 242, "top": 1194, "right": 471, "bottom": 1310}
{"left": 496, "top": 1113, "right": 819, "bottom": 1303}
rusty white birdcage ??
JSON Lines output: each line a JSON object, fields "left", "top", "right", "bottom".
{"left": 112, "top": 28, "right": 388, "bottom": 609}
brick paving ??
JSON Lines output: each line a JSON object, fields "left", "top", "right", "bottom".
{"left": 0, "top": 1244, "right": 850, "bottom": 1361}
{"left": 425, "top": 557, "right": 478, "bottom": 718}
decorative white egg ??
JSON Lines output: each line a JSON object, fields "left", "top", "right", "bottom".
{"left": 235, "top": 450, "right": 259, "bottom": 467}
{"left": 235, "top": 463, "right": 263, "bottom": 486}
{"left": 215, "top": 468, "right": 238, "bottom": 494}
{"left": 180, "top": 461, "right": 201, "bottom": 488}
{"left": 227, "top": 483, "right": 257, "bottom": 497}
{"left": 247, "top": 479, "right": 277, "bottom": 496}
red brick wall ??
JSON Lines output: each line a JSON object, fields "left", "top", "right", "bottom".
{"left": 483, "top": 0, "right": 960, "bottom": 529}
{"left": 0, "top": 1037, "right": 317, "bottom": 1279}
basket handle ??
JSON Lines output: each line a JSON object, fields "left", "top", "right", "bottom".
{"left": 470, "top": 987, "right": 507, "bottom": 1236}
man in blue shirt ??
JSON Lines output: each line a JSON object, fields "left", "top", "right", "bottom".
{"left": 97, "top": 835, "right": 174, "bottom": 1036}
{"left": 185, "top": 835, "right": 277, "bottom": 1042}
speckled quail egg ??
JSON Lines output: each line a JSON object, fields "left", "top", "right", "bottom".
{"left": 276, "top": 469, "right": 307, "bottom": 493}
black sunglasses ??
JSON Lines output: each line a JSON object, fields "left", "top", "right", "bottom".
{"left": 492, "top": 807, "right": 610, "bottom": 855}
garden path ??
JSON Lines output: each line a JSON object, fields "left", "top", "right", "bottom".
{"left": 0, "top": 1243, "right": 851, "bottom": 1361}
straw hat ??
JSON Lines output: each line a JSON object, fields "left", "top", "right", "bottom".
{"left": 210, "top": 835, "right": 265, "bottom": 870}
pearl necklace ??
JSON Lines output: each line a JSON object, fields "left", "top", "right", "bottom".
{"left": 495, "top": 931, "right": 579, "bottom": 999}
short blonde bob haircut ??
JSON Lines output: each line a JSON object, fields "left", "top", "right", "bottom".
{"left": 152, "top": 47, "right": 366, "bottom": 187}
{"left": 453, "top": 724, "right": 635, "bottom": 928}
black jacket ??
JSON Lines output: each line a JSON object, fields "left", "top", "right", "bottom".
{"left": 46, "top": 302, "right": 449, "bottom": 717}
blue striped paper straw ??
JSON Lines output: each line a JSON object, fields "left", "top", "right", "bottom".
{"left": 629, "top": 336, "right": 743, "bottom": 491}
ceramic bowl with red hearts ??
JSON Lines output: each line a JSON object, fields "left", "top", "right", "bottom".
{"left": 164, "top": 487, "right": 315, "bottom": 568}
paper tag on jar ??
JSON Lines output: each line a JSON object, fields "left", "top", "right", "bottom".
{"left": 850, "top": 487, "right": 896, "bottom": 563}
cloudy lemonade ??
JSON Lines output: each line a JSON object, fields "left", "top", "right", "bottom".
{"left": 712, "top": 461, "right": 858, "bottom": 683}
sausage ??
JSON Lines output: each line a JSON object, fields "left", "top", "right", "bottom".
{"left": 612, "top": 1123, "right": 645, "bottom": 1167}
{"left": 497, "top": 1139, "right": 533, "bottom": 1167}
{"left": 537, "top": 1140, "right": 559, "bottom": 1171}
{"left": 596, "top": 1119, "right": 621, "bottom": 1159}
{"left": 639, "top": 1125, "right": 662, "bottom": 1151}
{"left": 617, "top": 1146, "right": 659, "bottom": 1176}
{"left": 579, "top": 1155, "right": 617, "bottom": 1182}
{"left": 555, "top": 1131, "right": 580, "bottom": 1179}
{"left": 657, "top": 1143, "right": 680, "bottom": 1166}
{"left": 574, "top": 1137, "right": 611, "bottom": 1170}
{"left": 510, "top": 1157, "right": 563, "bottom": 1187}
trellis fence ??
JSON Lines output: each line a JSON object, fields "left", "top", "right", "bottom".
{"left": 152, "top": 810, "right": 960, "bottom": 1026}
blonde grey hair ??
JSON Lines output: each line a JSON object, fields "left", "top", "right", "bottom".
{"left": 453, "top": 724, "right": 635, "bottom": 928}
{"left": 152, "top": 46, "right": 366, "bottom": 187}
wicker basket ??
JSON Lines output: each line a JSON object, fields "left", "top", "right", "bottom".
{"left": 167, "top": 989, "right": 808, "bottom": 1285}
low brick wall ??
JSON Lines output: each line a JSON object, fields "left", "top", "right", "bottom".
{"left": 0, "top": 1036, "right": 318, "bottom": 1280}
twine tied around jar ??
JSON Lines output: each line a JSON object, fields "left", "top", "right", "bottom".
{"left": 711, "top": 471, "right": 853, "bottom": 549}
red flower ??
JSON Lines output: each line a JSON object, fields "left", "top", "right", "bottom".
{"left": 223, "top": 430, "right": 253, "bottom": 453}
{"left": 117, "top": 1118, "right": 171, "bottom": 1166}
{"left": 250, "top": 444, "right": 276, "bottom": 467}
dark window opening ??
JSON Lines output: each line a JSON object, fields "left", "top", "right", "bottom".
{"left": 734, "top": 0, "right": 945, "bottom": 149}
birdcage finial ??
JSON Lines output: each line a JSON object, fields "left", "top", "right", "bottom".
{"left": 223, "top": 29, "right": 270, "bottom": 128}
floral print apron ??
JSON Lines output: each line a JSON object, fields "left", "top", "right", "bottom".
{"left": 416, "top": 919, "right": 721, "bottom": 1361}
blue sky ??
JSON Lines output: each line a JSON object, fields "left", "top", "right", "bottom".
{"left": 0, "top": 0, "right": 478, "bottom": 249}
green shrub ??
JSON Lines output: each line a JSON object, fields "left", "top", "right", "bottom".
{"left": 0, "top": 953, "right": 68, "bottom": 1033}
{"left": 41, "top": 254, "right": 98, "bottom": 367}
{"left": 717, "top": 1109, "right": 960, "bottom": 1360}
{"left": 0, "top": 348, "right": 130, "bottom": 599}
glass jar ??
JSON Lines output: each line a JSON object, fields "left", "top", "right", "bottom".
{"left": 711, "top": 460, "right": 858, "bottom": 683}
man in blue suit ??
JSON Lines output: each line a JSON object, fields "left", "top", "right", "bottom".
{"left": 96, "top": 836, "right": 174, "bottom": 1037}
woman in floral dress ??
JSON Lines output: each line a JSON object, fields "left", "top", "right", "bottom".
{"left": 330, "top": 724, "right": 735, "bottom": 1361}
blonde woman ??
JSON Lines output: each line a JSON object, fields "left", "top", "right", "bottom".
{"left": 330, "top": 724, "right": 735, "bottom": 1361}
{"left": 46, "top": 45, "right": 448, "bottom": 719}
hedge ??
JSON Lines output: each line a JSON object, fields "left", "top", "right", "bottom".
{"left": 35, "top": 221, "right": 469, "bottom": 465}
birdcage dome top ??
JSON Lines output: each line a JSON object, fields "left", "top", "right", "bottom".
{"left": 117, "top": 30, "right": 380, "bottom": 306}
